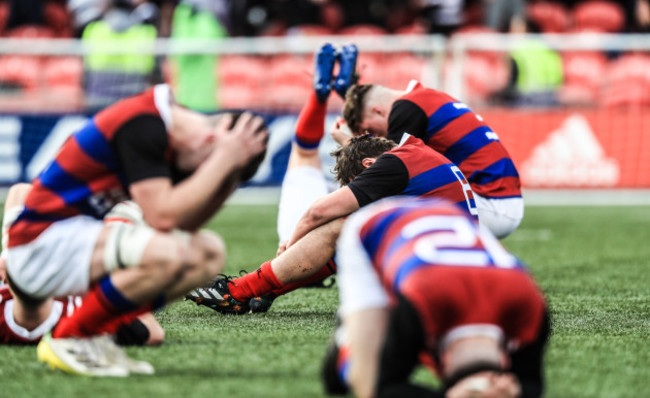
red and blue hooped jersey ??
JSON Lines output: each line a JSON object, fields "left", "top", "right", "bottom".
{"left": 389, "top": 135, "right": 478, "bottom": 218}
{"left": 356, "top": 198, "right": 544, "bottom": 346}
{"left": 389, "top": 82, "right": 521, "bottom": 199}
{"left": 8, "top": 87, "right": 166, "bottom": 247}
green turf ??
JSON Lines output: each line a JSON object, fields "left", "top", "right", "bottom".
{"left": 0, "top": 204, "right": 649, "bottom": 398}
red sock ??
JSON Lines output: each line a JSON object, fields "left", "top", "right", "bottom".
{"left": 271, "top": 259, "right": 336, "bottom": 297}
{"left": 100, "top": 306, "right": 150, "bottom": 335}
{"left": 229, "top": 261, "right": 285, "bottom": 301}
{"left": 53, "top": 276, "right": 154, "bottom": 339}
{"left": 293, "top": 91, "right": 327, "bottom": 149}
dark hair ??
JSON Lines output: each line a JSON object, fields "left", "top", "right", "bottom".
{"left": 225, "top": 111, "right": 268, "bottom": 182}
{"left": 343, "top": 84, "right": 374, "bottom": 134}
{"left": 330, "top": 134, "right": 396, "bottom": 186}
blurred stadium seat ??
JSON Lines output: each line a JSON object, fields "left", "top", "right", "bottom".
{"left": 558, "top": 51, "right": 607, "bottom": 105}
{"left": 339, "top": 24, "right": 387, "bottom": 36}
{"left": 600, "top": 53, "right": 650, "bottom": 107}
{"left": 573, "top": 0, "right": 625, "bottom": 33}
{"left": 0, "top": 55, "right": 41, "bottom": 89}
{"left": 527, "top": 1, "right": 570, "bottom": 33}
{"left": 5, "top": 25, "right": 57, "bottom": 39}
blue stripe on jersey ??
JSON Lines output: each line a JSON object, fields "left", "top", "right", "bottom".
{"left": 74, "top": 121, "right": 118, "bottom": 171}
{"left": 402, "top": 164, "right": 456, "bottom": 197}
{"left": 425, "top": 102, "right": 472, "bottom": 140}
{"left": 443, "top": 126, "right": 496, "bottom": 166}
{"left": 360, "top": 209, "right": 407, "bottom": 258}
{"left": 39, "top": 161, "right": 94, "bottom": 205}
{"left": 467, "top": 158, "right": 519, "bottom": 186}
{"left": 393, "top": 254, "right": 428, "bottom": 291}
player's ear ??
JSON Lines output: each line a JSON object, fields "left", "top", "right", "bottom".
{"left": 371, "top": 105, "right": 383, "bottom": 116}
{"left": 361, "top": 157, "right": 376, "bottom": 168}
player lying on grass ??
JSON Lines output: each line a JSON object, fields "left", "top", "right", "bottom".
{"left": 187, "top": 132, "right": 478, "bottom": 315}
{"left": 0, "top": 184, "right": 163, "bottom": 347}
{"left": 3, "top": 83, "right": 267, "bottom": 376}
{"left": 322, "top": 197, "right": 550, "bottom": 398}
{"left": 343, "top": 81, "right": 523, "bottom": 239}
{"left": 187, "top": 42, "right": 359, "bottom": 313}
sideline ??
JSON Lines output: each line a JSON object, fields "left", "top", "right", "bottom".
{"left": 2, "top": 187, "right": 649, "bottom": 207}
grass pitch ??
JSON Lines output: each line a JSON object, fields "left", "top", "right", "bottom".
{"left": 0, "top": 203, "right": 648, "bottom": 398}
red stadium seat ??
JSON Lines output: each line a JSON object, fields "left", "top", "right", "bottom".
{"left": 355, "top": 52, "right": 384, "bottom": 85}
{"left": 5, "top": 25, "right": 56, "bottom": 39}
{"left": 573, "top": 0, "right": 625, "bottom": 33}
{"left": 600, "top": 53, "right": 650, "bottom": 107}
{"left": 0, "top": 2, "right": 9, "bottom": 36}
{"left": 387, "top": 53, "right": 428, "bottom": 89}
{"left": 558, "top": 51, "right": 607, "bottom": 105}
{"left": 268, "top": 54, "right": 311, "bottom": 87}
{"left": 44, "top": 1, "right": 73, "bottom": 38}
{"left": 339, "top": 24, "right": 387, "bottom": 36}
{"left": 443, "top": 53, "right": 509, "bottom": 103}
{"left": 0, "top": 55, "right": 42, "bottom": 89}
{"left": 218, "top": 55, "right": 268, "bottom": 87}
{"left": 219, "top": 84, "right": 257, "bottom": 109}
{"left": 43, "top": 56, "right": 83, "bottom": 87}
{"left": 526, "top": 1, "right": 570, "bottom": 33}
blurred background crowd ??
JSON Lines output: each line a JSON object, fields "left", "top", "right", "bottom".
{"left": 0, "top": 0, "right": 648, "bottom": 113}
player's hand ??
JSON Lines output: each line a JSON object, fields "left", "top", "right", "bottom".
{"left": 276, "top": 240, "right": 288, "bottom": 257}
{"left": 446, "top": 372, "right": 521, "bottom": 398}
{"left": 330, "top": 117, "right": 352, "bottom": 146}
{"left": 212, "top": 112, "right": 268, "bottom": 168}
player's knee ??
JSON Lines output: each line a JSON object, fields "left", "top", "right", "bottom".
{"left": 192, "top": 230, "right": 226, "bottom": 280}
{"left": 140, "top": 234, "right": 187, "bottom": 283}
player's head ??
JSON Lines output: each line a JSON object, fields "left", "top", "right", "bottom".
{"left": 440, "top": 334, "right": 517, "bottom": 395}
{"left": 331, "top": 134, "right": 396, "bottom": 185}
{"left": 343, "top": 84, "right": 391, "bottom": 137}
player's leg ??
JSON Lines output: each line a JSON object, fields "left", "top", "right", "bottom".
{"left": 187, "top": 218, "right": 344, "bottom": 315}
{"left": 53, "top": 226, "right": 224, "bottom": 339}
{"left": 277, "top": 42, "right": 336, "bottom": 243}
{"left": 473, "top": 195, "right": 524, "bottom": 239}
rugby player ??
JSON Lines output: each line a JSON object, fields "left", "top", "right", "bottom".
{"left": 0, "top": 184, "right": 163, "bottom": 348}
{"left": 343, "top": 82, "right": 523, "bottom": 238}
{"left": 187, "top": 134, "right": 478, "bottom": 315}
{"left": 3, "top": 85, "right": 267, "bottom": 376}
{"left": 322, "top": 197, "right": 549, "bottom": 398}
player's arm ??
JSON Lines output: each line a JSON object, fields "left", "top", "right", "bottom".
{"left": 286, "top": 187, "right": 359, "bottom": 248}
{"left": 386, "top": 100, "right": 428, "bottom": 143}
{"left": 508, "top": 310, "right": 550, "bottom": 398}
{"left": 119, "top": 113, "right": 266, "bottom": 231}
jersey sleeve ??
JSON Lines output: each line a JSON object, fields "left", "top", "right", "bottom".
{"left": 347, "top": 154, "right": 409, "bottom": 207}
{"left": 387, "top": 99, "right": 429, "bottom": 143}
{"left": 112, "top": 115, "right": 172, "bottom": 186}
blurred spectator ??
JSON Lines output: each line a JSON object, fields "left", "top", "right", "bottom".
{"left": 414, "top": 0, "right": 465, "bottom": 35}
{"left": 493, "top": 18, "right": 564, "bottom": 106}
{"left": 483, "top": 0, "right": 526, "bottom": 32}
{"left": 81, "top": 0, "right": 159, "bottom": 110}
{"left": 170, "top": 0, "right": 227, "bottom": 112}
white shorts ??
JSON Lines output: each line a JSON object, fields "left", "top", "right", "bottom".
{"left": 277, "top": 166, "right": 330, "bottom": 242}
{"left": 6, "top": 215, "right": 103, "bottom": 299}
{"left": 474, "top": 195, "right": 524, "bottom": 239}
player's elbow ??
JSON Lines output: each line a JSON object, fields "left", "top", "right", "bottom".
{"left": 305, "top": 203, "right": 331, "bottom": 226}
